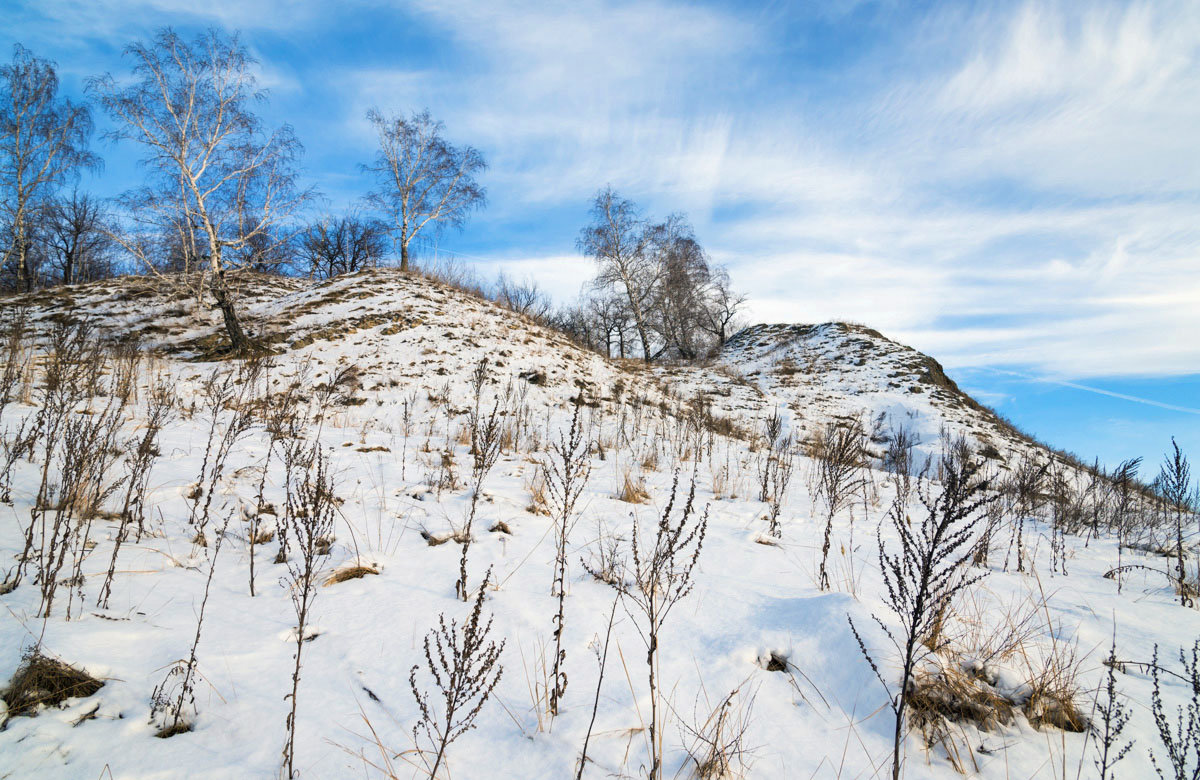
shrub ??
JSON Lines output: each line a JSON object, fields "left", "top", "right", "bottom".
{"left": 410, "top": 567, "right": 505, "bottom": 779}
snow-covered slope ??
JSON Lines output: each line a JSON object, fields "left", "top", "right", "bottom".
{"left": 0, "top": 270, "right": 1194, "bottom": 780}
{"left": 16, "top": 269, "right": 652, "bottom": 406}
{"left": 660, "top": 321, "right": 1030, "bottom": 468}
{"left": 14, "top": 270, "right": 1031, "bottom": 461}
{"left": 718, "top": 322, "right": 1006, "bottom": 437}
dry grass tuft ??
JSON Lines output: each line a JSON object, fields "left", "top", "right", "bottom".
{"left": 156, "top": 719, "right": 194, "bottom": 738}
{"left": 711, "top": 464, "right": 730, "bottom": 500}
{"left": 617, "top": 469, "right": 651, "bottom": 504}
{"left": 1025, "top": 691, "right": 1087, "bottom": 732}
{"left": 582, "top": 525, "right": 623, "bottom": 586}
{"left": 1176, "top": 578, "right": 1200, "bottom": 605}
{"left": 420, "top": 529, "right": 457, "bottom": 546}
{"left": 2, "top": 651, "right": 104, "bottom": 718}
{"left": 906, "top": 591, "right": 1089, "bottom": 758}
{"left": 907, "top": 664, "right": 1016, "bottom": 740}
{"left": 684, "top": 684, "right": 756, "bottom": 779}
{"left": 251, "top": 528, "right": 276, "bottom": 545}
{"left": 324, "top": 564, "right": 380, "bottom": 586}
{"left": 1020, "top": 632, "right": 1087, "bottom": 733}
{"left": 525, "top": 467, "right": 550, "bottom": 516}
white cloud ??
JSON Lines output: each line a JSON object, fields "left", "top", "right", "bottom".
{"left": 348, "top": 1, "right": 1198, "bottom": 379}
{"left": 906, "top": 0, "right": 1200, "bottom": 195}
{"left": 341, "top": 0, "right": 760, "bottom": 215}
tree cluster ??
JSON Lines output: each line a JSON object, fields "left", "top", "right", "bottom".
{"left": 4, "top": 34, "right": 742, "bottom": 364}
{"left": 1, "top": 32, "right": 488, "bottom": 354}
{"left": 561, "top": 186, "right": 745, "bottom": 362}
{"left": 1, "top": 46, "right": 104, "bottom": 292}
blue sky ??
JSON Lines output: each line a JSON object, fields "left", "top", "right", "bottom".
{"left": 6, "top": 0, "right": 1198, "bottom": 477}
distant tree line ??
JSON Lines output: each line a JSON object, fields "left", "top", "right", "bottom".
{"left": 1, "top": 29, "right": 743, "bottom": 360}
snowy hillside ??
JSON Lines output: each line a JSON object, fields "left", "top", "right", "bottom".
{"left": 660, "top": 322, "right": 1031, "bottom": 469}
{"left": 0, "top": 270, "right": 1196, "bottom": 780}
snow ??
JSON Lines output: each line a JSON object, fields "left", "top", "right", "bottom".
{"left": 1, "top": 269, "right": 1196, "bottom": 779}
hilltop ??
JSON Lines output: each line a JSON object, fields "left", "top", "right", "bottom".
{"left": 17, "top": 269, "right": 1033, "bottom": 461}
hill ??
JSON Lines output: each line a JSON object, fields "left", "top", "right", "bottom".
{"left": 0, "top": 269, "right": 1194, "bottom": 780}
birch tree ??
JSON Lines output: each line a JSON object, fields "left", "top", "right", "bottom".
{"left": 362, "top": 109, "right": 486, "bottom": 272}
{"left": 90, "top": 28, "right": 308, "bottom": 353}
{"left": 577, "top": 189, "right": 744, "bottom": 361}
{"left": 1, "top": 45, "right": 98, "bottom": 293}
{"left": 699, "top": 266, "right": 746, "bottom": 349}
{"left": 577, "top": 186, "right": 660, "bottom": 362}
{"left": 650, "top": 213, "right": 714, "bottom": 360}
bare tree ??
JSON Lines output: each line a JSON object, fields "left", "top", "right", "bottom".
{"left": 362, "top": 108, "right": 486, "bottom": 272}
{"left": 38, "top": 189, "right": 114, "bottom": 284}
{"left": 650, "top": 214, "right": 713, "bottom": 360}
{"left": 298, "top": 211, "right": 387, "bottom": 279}
{"left": 494, "top": 272, "right": 552, "bottom": 320}
{"left": 238, "top": 225, "right": 293, "bottom": 274}
{"left": 549, "top": 302, "right": 596, "bottom": 353}
{"left": 90, "top": 28, "right": 308, "bottom": 353}
{"left": 584, "top": 292, "right": 635, "bottom": 358}
{"left": 698, "top": 266, "right": 746, "bottom": 349}
{"left": 121, "top": 206, "right": 203, "bottom": 275}
{"left": 1, "top": 45, "right": 99, "bottom": 293}
{"left": 577, "top": 186, "right": 660, "bottom": 362}
{"left": 578, "top": 189, "right": 744, "bottom": 362}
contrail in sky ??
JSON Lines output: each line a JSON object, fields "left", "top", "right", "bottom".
{"left": 985, "top": 368, "right": 1200, "bottom": 416}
